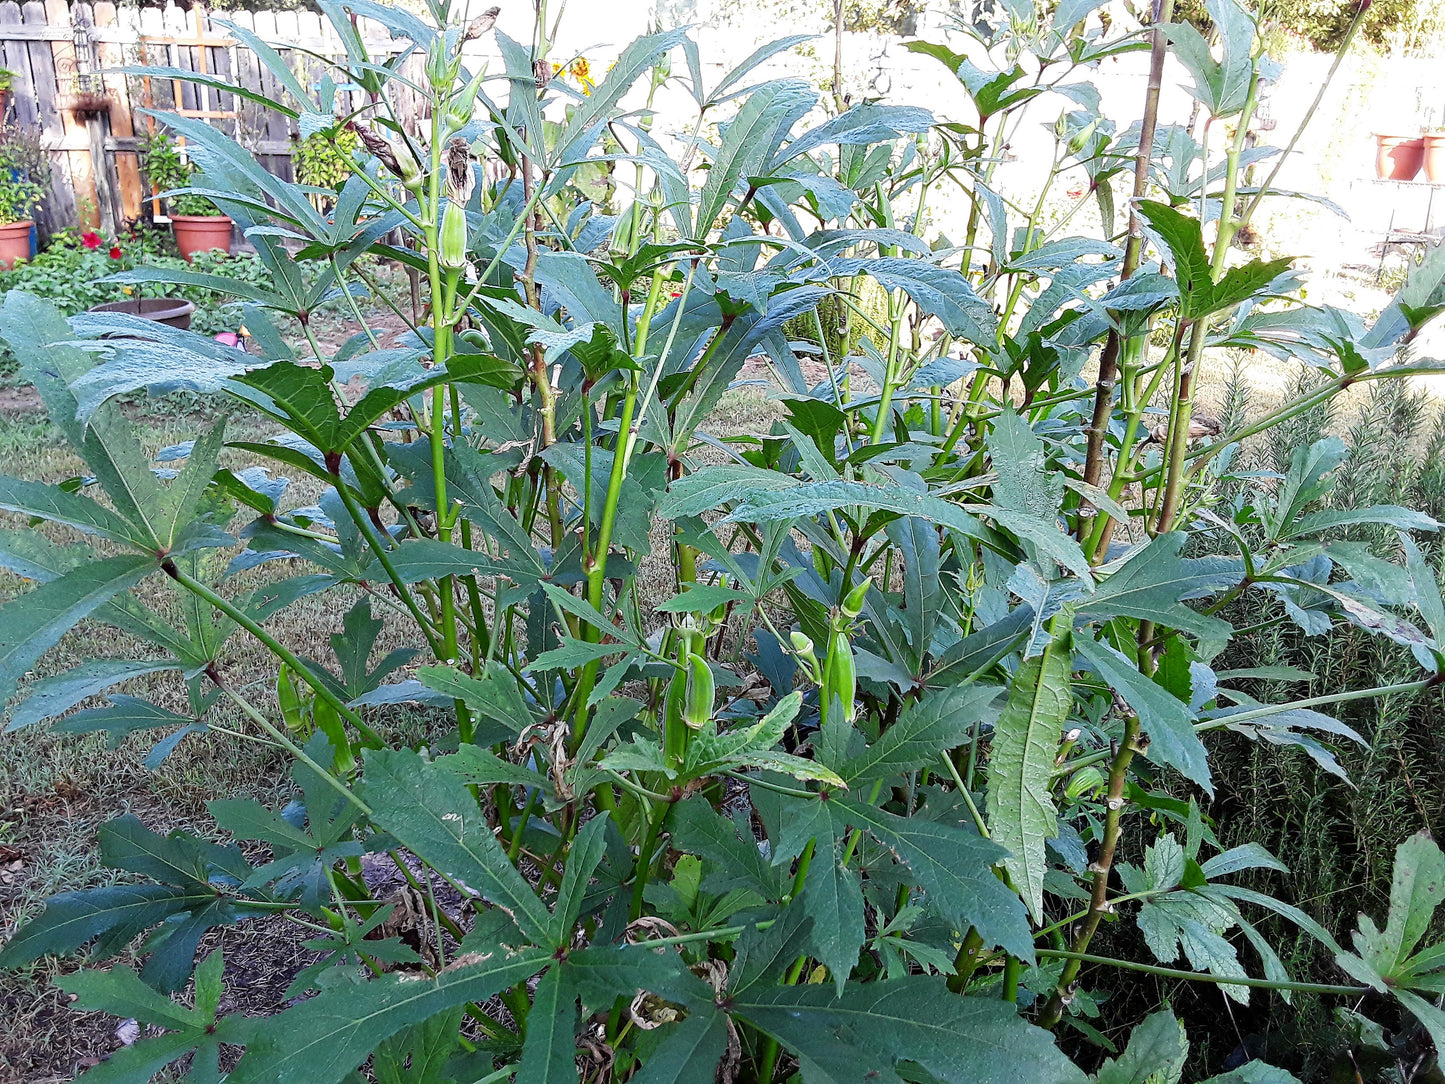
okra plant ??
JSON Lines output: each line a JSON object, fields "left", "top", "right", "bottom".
{"left": 4, "top": 0, "right": 1445, "bottom": 1079}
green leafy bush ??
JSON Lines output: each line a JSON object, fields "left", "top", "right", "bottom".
{"left": 139, "top": 128, "right": 224, "bottom": 217}
{"left": 0, "top": 121, "right": 49, "bottom": 225}
{"left": 3, "top": 0, "right": 1445, "bottom": 1081}
{"left": 294, "top": 126, "right": 359, "bottom": 190}
{"left": 0, "top": 227, "right": 269, "bottom": 342}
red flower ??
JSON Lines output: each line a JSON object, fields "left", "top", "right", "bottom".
{"left": 108, "top": 245, "right": 122, "bottom": 260}
{"left": 81, "top": 231, "right": 101, "bottom": 249}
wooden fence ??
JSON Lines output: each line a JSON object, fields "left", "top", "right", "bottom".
{"left": 0, "top": 1, "right": 395, "bottom": 239}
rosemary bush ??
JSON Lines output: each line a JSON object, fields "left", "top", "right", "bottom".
{"left": 4, "top": 0, "right": 1445, "bottom": 1080}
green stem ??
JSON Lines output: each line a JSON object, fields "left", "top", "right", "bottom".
{"left": 868, "top": 290, "right": 906, "bottom": 444}
{"left": 168, "top": 564, "right": 383, "bottom": 746}
{"left": 329, "top": 472, "right": 445, "bottom": 658}
{"left": 1037, "top": 711, "right": 1142, "bottom": 1029}
{"left": 1239, "top": 3, "right": 1365, "bottom": 227}
{"left": 1156, "top": 76, "right": 1259, "bottom": 534}
{"left": 629, "top": 799, "right": 672, "bottom": 920}
{"left": 1036, "top": 949, "right": 1367, "bottom": 995}
{"left": 217, "top": 683, "right": 371, "bottom": 815}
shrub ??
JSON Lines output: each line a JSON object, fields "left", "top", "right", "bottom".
{"left": 138, "top": 129, "right": 224, "bottom": 217}
{"left": 0, "top": 227, "right": 269, "bottom": 339}
{"left": 294, "top": 126, "right": 359, "bottom": 191}
{"left": 3, "top": 0, "right": 1445, "bottom": 1081}
{"left": 0, "top": 121, "right": 49, "bottom": 225}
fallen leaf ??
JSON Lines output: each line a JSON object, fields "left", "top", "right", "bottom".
{"left": 54, "top": 779, "right": 85, "bottom": 801}
{"left": 115, "top": 1018, "right": 140, "bottom": 1046}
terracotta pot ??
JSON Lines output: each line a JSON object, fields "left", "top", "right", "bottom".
{"left": 171, "top": 214, "right": 232, "bottom": 261}
{"left": 1375, "top": 134, "right": 1424, "bottom": 181}
{"left": 88, "top": 296, "right": 196, "bottom": 332}
{"left": 0, "top": 218, "right": 32, "bottom": 268}
{"left": 1425, "top": 134, "right": 1445, "bottom": 183}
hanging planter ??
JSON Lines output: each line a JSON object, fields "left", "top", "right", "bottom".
{"left": 66, "top": 90, "right": 112, "bottom": 120}
{"left": 1375, "top": 134, "right": 1425, "bottom": 181}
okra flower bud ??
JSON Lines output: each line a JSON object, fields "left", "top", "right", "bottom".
{"left": 426, "top": 36, "right": 459, "bottom": 92}
{"left": 840, "top": 576, "right": 872, "bottom": 621}
{"left": 683, "top": 654, "right": 714, "bottom": 730}
{"left": 823, "top": 630, "right": 857, "bottom": 723}
{"left": 440, "top": 199, "right": 469, "bottom": 270}
{"left": 447, "top": 68, "right": 488, "bottom": 133}
{"left": 790, "top": 630, "right": 820, "bottom": 680}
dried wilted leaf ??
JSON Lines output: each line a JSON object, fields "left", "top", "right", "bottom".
{"left": 446, "top": 137, "right": 475, "bottom": 204}
{"left": 348, "top": 122, "right": 401, "bottom": 177}
{"left": 463, "top": 6, "right": 500, "bottom": 41}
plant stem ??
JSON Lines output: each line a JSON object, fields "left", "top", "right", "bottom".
{"left": 330, "top": 472, "right": 445, "bottom": 657}
{"left": 167, "top": 564, "right": 383, "bottom": 746}
{"left": 1037, "top": 711, "right": 1143, "bottom": 1028}
{"left": 1036, "top": 949, "right": 1367, "bottom": 995}
{"left": 217, "top": 683, "right": 372, "bottom": 816}
{"left": 1155, "top": 75, "right": 1259, "bottom": 534}
{"left": 1239, "top": 4, "right": 1365, "bottom": 228}
{"left": 1153, "top": 318, "right": 1207, "bottom": 533}
{"left": 629, "top": 798, "right": 672, "bottom": 920}
{"left": 1075, "top": 0, "right": 1173, "bottom": 543}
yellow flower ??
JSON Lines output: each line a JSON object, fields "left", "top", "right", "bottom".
{"left": 122, "top": 285, "right": 134, "bottom": 295}
{"left": 570, "top": 57, "right": 594, "bottom": 95}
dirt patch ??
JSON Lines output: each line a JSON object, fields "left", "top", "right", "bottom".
{"left": 0, "top": 916, "right": 324, "bottom": 1084}
{"left": 0, "top": 386, "right": 41, "bottom": 416}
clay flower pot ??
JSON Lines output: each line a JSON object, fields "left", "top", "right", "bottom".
{"left": 88, "top": 296, "right": 196, "bottom": 332}
{"left": 1425, "top": 133, "right": 1445, "bottom": 183}
{"left": 1375, "top": 134, "right": 1424, "bottom": 181}
{"left": 171, "top": 214, "right": 233, "bottom": 261}
{"left": 0, "top": 218, "right": 33, "bottom": 268}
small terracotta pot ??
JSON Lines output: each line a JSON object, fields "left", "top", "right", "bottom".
{"left": 1425, "top": 134, "right": 1445, "bottom": 183}
{"left": 171, "top": 214, "right": 232, "bottom": 261}
{"left": 88, "top": 296, "right": 196, "bottom": 331}
{"left": 0, "top": 218, "right": 32, "bottom": 268}
{"left": 1375, "top": 134, "right": 1424, "bottom": 181}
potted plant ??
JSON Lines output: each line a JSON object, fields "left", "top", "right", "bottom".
{"left": 1424, "top": 126, "right": 1445, "bottom": 183}
{"left": 138, "top": 129, "right": 232, "bottom": 261}
{"left": 0, "top": 122, "right": 48, "bottom": 268}
{"left": 1374, "top": 132, "right": 1425, "bottom": 180}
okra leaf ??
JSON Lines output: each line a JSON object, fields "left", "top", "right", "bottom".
{"left": 360, "top": 748, "right": 553, "bottom": 944}
{"left": 0, "top": 555, "right": 156, "bottom": 709}
{"left": 986, "top": 630, "right": 1072, "bottom": 922}
{"left": 227, "top": 945, "right": 550, "bottom": 1084}
{"left": 730, "top": 977, "right": 1085, "bottom": 1084}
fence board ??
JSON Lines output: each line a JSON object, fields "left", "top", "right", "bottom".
{"left": 0, "top": 4, "right": 33, "bottom": 128}
{"left": 32, "top": 0, "right": 81, "bottom": 233}
{"left": 94, "top": 0, "right": 142, "bottom": 221}
{"left": 1, "top": 0, "right": 391, "bottom": 237}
